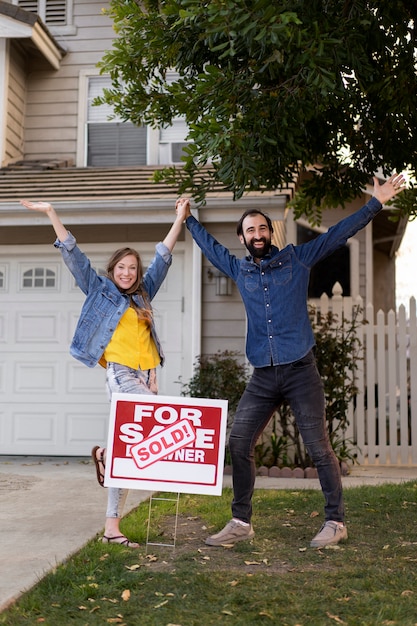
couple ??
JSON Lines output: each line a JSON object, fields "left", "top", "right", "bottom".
{"left": 20, "top": 172, "right": 405, "bottom": 549}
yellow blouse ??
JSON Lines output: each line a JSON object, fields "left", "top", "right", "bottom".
{"left": 102, "top": 306, "right": 160, "bottom": 370}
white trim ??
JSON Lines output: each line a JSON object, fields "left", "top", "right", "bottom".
{"left": 349, "top": 237, "right": 359, "bottom": 298}
{"left": 191, "top": 224, "right": 202, "bottom": 366}
{"left": 76, "top": 69, "right": 99, "bottom": 166}
{"left": 0, "top": 15, "right": 32, "bottom": 37}
{"left": 0, "top": 39, "right": 8, "bottom": 166}
{"left": 365, "top": 221, "right": 373, "bottom": 303}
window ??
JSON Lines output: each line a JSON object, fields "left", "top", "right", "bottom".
{"left": 86, "top": 77, "right": 147, "bottom": 167}
{"left": 22, "top": 268, "right": 56, "bottom": 289}
{"left": 159, "top": 118, "right": 190, "bottom": 164}
{"left": 78, "top": 73, "right": 191, "bottom": 167}
{"left": 297, "top": 224, "right": 351, "bottom": 298}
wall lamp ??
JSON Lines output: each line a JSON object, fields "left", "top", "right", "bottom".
{"left": 207, "top": 267, "right": 233, "bottom": 296}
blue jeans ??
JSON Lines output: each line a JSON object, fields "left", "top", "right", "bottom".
{"left": 105, "top": 363, "right": 157, "bottom": 518}
{"left": 229, "top": 350, "right": 344, "bottom": 524}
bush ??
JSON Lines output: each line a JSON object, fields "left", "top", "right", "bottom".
{"left": 179, "top": 350, "right": 250, "bottom": 442}
{"left": 260, "top": 305, "right": 363, "bottom": 468}
{"left": 181, "top": 308, "right": 363, "bottom": 469}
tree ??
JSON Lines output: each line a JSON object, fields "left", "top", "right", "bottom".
{"left": 97, "top": 0, "right": 417, "bottom": 222}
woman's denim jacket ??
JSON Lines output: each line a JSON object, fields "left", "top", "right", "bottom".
{"left": 54, "top": 232, "right": 172, "bottom": 368}
{"left": 186, "top": 196, "right": 382, "bottom": 368}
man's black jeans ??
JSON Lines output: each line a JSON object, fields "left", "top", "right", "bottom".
{"left": 229, "top": 350, "right": 344, "bottom": 524}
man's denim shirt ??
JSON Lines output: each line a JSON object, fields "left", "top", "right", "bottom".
{"left": 186, "top": 196, "right": 382, "bottom": 368}
{"left": 54, "top": 233, "right": 172, "bottom": 368}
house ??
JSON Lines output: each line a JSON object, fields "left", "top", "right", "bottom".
{"left": 0, "top": 0, "right": 407, "bottom": 456}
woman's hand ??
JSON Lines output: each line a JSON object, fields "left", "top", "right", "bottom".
{"left": 20, "top": 200, "right": 54, "bottom": 214}
{"left": 19, "top": 200, "right": 68, "bottom": 241}
{"left": 175, "top": 198, "right": 191, "bottom": 220}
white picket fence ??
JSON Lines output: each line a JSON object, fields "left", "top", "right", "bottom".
{"left": 315, "top": 283, "right": 417, "bottom": 467}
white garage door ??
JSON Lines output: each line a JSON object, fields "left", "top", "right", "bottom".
{"left": 0, "top": 243, "right": 185, "bottom": 456}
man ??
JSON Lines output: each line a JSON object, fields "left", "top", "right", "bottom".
{"left": 177, "top": 173, "right": 406, "bottom": 548}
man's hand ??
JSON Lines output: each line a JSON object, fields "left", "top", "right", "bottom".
{"left": 373, "top": 174, "right": 406, "bottom": 205}
{"left": 176, "top": 198, "right": 191, "bottom": 220}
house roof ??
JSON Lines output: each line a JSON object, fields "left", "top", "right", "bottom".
{"left": 0, "top": 162, "right": 186, "bottom": 203}
{"left": 0, "top": 162, "right": 406, "bottom": 256}
{"left": 0, "top": 162, "right": 291, "bottom": 227}
{"left": 0, "top": 0, "right": 65, "bottom": 69}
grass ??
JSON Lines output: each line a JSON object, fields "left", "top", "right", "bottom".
{"left": 2, "top": 482, "right": 417, "bottom": 625}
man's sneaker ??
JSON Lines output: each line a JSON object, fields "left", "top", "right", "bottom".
{"left": 310, "top": 521, "right": 348, "bottom": 548}
{"left": 205, "top": 519, "right": 255, "bottom": 546}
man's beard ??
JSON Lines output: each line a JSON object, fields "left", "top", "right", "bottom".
{"left": 244, "top": 236, "right": 271, "bottom": 259}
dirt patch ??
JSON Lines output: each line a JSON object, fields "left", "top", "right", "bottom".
{"left": 139, "top": 514, "right": 320, "bottom": 575}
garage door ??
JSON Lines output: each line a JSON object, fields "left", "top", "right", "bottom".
{"left": 0, "top": 243, "right": 185, "bottom": 456}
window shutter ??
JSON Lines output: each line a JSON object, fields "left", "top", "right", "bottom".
{"left": 17, "top": 0, "right": 67, "bottom": 25}
{"left": 45, "top": 0, "right": 66, "bottom": 25}
{"left": 87, "top": 123, "right": 147, "bottom": 167}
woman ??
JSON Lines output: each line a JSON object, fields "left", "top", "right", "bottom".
{"left": 20, "top": 198, "right": 188, "bottom": 548}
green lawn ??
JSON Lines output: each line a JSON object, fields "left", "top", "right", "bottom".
{"left": 2, "top": 482, "right": 417, "bottom": 625}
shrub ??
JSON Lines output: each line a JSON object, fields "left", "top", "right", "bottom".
{"left": 179, "top": 350, "right": 250, "bottom": 441}
{"left": 181, "top": 308, "right": 363, "bottom": 469}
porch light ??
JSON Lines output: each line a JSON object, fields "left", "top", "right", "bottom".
{"left": 207, "top": 267, "right": 233, "bottom": 296}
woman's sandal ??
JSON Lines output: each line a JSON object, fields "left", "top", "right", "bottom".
{"left": 102, "top": 535, "right": 140, "bottom": 549}
{"left": 91, "top": 445, "right": 105, "bottom": 488}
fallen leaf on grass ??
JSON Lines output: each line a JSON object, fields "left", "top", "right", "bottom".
{"left": 299, "top": 547, "right": 307, "bottom": 552}
{"left": 259, "top": 611, "right": 274, "bottom": 619}
{"left": 121, "top": 590, "right": 130, "bottom": 601}
{"left": 326, "top": 612, "right": 346, "bottom": 624}
{"left": 310, "top": 511, "right": 319, "bottom": 518}
{"left": 101, "top": 597, "right": 118, "bottom": 603}
{"left": 222, "top": 610, "right": 233, "bottom": 615}
{"left": 401, "top": 590, "right": 414, "bottom": 596}
{"left": 229, "top": 580, "right": 239, "bottom": 587}
{"left": 125, "top": 564, "right": 141, "bottom": 571}
{"left": 153, "top": 600, "right": 169, "bottom": 609}
{"left": 106, "top": 618, "right": 125, "bottom": 624}
{"left": 244, "top": 560, "right": 261, "bottom": 565}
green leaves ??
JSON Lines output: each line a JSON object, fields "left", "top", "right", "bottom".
{"left": 97, "top": 0, "right": 417, "bottom": 220}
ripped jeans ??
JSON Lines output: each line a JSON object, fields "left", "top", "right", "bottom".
{"left": 229, "top": 350, "right": 344, "bottom": 524}
{"left": 105, "top": 362, "right": 157, "bottom": 518}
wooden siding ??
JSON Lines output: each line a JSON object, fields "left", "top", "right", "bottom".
{"left": 24, "top": 0, "right": 115, "bottom": 161}
{"left": 199, "top": 222, "right": 247, "bottom": 358}
{"left": 5, "top": 42, "right": 26, "bottom": 164}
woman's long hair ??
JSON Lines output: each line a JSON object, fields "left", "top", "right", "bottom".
{"left": 106, "top": 247, "right": 152, "bottom": 324}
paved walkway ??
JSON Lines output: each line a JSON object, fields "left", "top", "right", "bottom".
{"left": 0, "top": 456, "right": 416, "bottom": 612}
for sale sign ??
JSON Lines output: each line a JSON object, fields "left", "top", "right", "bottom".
{"left": 104, "top": 393, "right": 229, "bottom": 495}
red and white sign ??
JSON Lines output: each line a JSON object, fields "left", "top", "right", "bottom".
{"left": 104, "top": 393, "right": 229, "bottom": 495}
